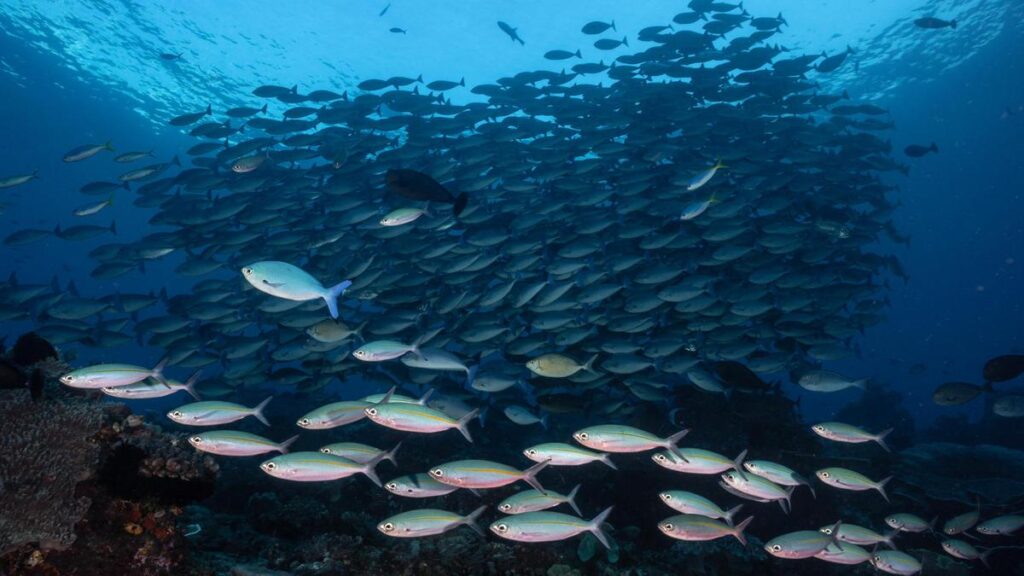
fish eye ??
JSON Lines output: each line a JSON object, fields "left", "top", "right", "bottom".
{"left": 299, "top": 418, "right": 310, "bottom": 426}
{"left": 821, "top": 472, "right": 830, "bottom": 478}
{"left": 813, "top": 425, "right": 824, "bottom": 431}
{"left": 386, "top": 482, "right": 397, "bottom": 490}
{"left": 495, "top": 524, "right": 508, "bottom": 533}
{"left": 191, "top": 436, "right": 202, "bottom": 443}
{"left": 382, "top": 522, "right": 394, "bottom": 532}
{"left": 499, "top": 504, "right": 511, "bottom": 512}
{"left": 243, "top": 267, "right": 253, "bottom": 275}
{"left": 265, "top": 462, "right": 277, "bottom": 470}
{"left": 653, "top": 454, "right": 666, "bottom": 462}
{"left": 367, "top": 408, "right": 378, "bottom": 416}
{"left": 771, "top": 545, "right": 782, "bottom": 552}
{"left": 525, "top": 449, "right": 536, "bottom": 456}
{"left": 577, "top": 432, "right": 588, "bottom": 440}
{"left": 821, "top": 528, "right": 832, "bottom": 535}
{"left": 430, "top": 469, "right": 443, "bottom": 477}
{"left": 662, "top": 493, "right": 672, "bottom": 500}
{"left": 320, "top": 448, "right": 331, "bottom": 454}
{"left": 663, "top": 523, "right": 673, "bottom": 531}
{"left": 172, "top": 411, "right": 182, "bottom": 418}
{"left": 873, "top": 556, "right": 881, "bottom": 562}
{"left": 724, "top": 473, "right": 734, "bottom": 481}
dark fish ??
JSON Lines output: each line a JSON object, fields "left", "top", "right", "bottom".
{"left": 904, "top": 143, "right": 938, "bottom": 157}
{"left": 594, "top": 37, "right": 628, "bottom": 50}
{"left": 11, "top": 332, "right": 58, "bottom": 366}
{"left": 426, "top": 77, "right": 465, "bottom": 91}
{"left": 379, "top": 3, "right": 390, "bottom": 16}
{"left": 983, "top": 355, "right": 1024, "bottom": 383}
{"left": 544, "top": 49, "right": 582, "bottom": 60}
{"left": 713, "top": 361, "right": 772, "bottom": 393}
{"left": 169, "top": 104, "right": 212, "bottom": 127}
{"left": 390, "top": 27, "right": 406, "bottom": 34}
{"left": 497, "top": 21, "right": 525, "bottom": 45}
{"left": 816, "top": 46, "right": 853, "bottom": 73}
{"left": 159, "top": 52, "right": 182, "bottom": 61}
{"left": 932, "top": 381, "right": 991, "bottom": 406}
{"left": 581, "top": 21, "right": 616, "bottom": 35}
{"left": 915, "top": 17, "right": 956, "bottom": 29}
{"left": 385, "top": 169, "right": 468, "bottom": 216}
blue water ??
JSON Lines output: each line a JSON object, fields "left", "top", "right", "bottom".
{"left": 2, "top": 1, "right": 1023, "bottom": 574}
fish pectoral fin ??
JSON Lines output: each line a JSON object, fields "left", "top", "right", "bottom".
{"left": 262, "top": 280, "right": 285, "bottom": 288}
{"left": 194, "top": 411, "right": 218, "bottom": 420}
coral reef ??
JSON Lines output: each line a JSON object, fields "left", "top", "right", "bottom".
{"left": 0, "top": 389, "right": 105, "bottom": 555}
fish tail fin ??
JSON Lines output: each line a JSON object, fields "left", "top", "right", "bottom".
{"left": 588, "top": 506, "right": 614, "bottom": 549}
{"left": 951, "top": 19, "right": 957, "bottom": 29}
{"left": 183, "top": 371, "right": 203, "bottom": 400}
{"left": 611, "top": 20, "right": 616, "bottom": 31}
{"left": 107, "top": 193, "right": 115, "bottom": 206}
{"left": 453, "top": 192, "right": 469, "bottom": 217}
{"left": 883, "top": 529, "right": 898, "bottom": 549}
{"left": 600, "top": 454, "right": 618, "bottom": 470}
{"left": 715, "top": 158, "right": 727, "bottom": 169}
{"left": 459, "top": 76, "right": 465, "bottom": 87}
{"left": 360, "top": 452, "right": 385, "bottom": 488}
{"left": 522, "top": 459, "right": 550, "bottom": 493}
{"left": 732, "top": 515, "right": 754, "bottom": 546}
{"left": 853, "top": 378, "right": 869, "bottom": 390}
{"left": 622, "top": 35, "right": 628, "bottom": 47}
{"left": 110, "top": 220, "right": 118, "bottom": 235}
{"left": 875, "top": 428, "right": 894, "bottom": 452}
{"left": 583, "top": 353, "right": 600, "bottom": 374}
{"left": 383, "top": 441, "right": 402, "bottom": 465}
{"left": 105, "top": 140, "right": 115, "bottom": 151}
{"left": 151, "top": 356, "right": 170, "bottom": 382}
{"left": 324, "top": 279, "right": 353, "bottom": 319}
{"left": 876, "top": 476, "right": 893, "bottom": 503}
{"left": 278, "top": 434, "right": 299, "bottom": 454}
{"left": 539, "top": 411, "right": 549, "bottom": 430}
{"left": 567, "top": 484, "right": 582, "bottom": 516}
{"left": 252, "top": 396, "right": 273, "bottom": 426}
{"left": 205, "top": 104, "right": 212, "bottom": 115}
{"left": 456, "top": 408, "right": 479, "bottom": 442}
{"left": 260, "top": 103, "right": 268, "bottom": 113}
{"left": 723, "top": 504, "right": 744, "bottom": 526}
{"left": 171, "top": 154, "right": 181, "bottom": 167}
{"left": 465, "top": 364, "right": 478, "bottom": 390}
{"left": 462, "top": 505, "right": 487, "bottom": 537}
{"left": 665, "top": 428, "right": 690, "bottom": 461}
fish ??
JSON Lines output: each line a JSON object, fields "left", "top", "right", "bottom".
{"left": 167, "top": 397, "right": 272, "bottom": 426}
{"left": 497, "top": 21, "right": 524, "bottom": 45}
{"left": 522, "top": 442, "right": 618, "bottom": 470}
{"left": 573, "top": 425, "right": 689, "bottom": 459}
{"left": 659, "top": 514, "right": 753, "bottom": 545}
{"left": 101, "top": 371, "right": 201, "bottom": 400}
{"left": 63, "top": 141, "right": 114, "bottom": 162}
{"left": 658, "top": 491, "right": 742, "bottom": 524}
{"left": 188, "top": 431, "right": 298, "bottom": 456}
{"left": 815, "top": 467, "right": 891, "bottom": 501}
{"left": 652, "top": 448, "right": 747, "bottom": 475}
{"left": 306, "top": 319, "right": 365, "bottom": 343}
{"left": 943, "top": 498, "right": 981, "bottom": 535}
{"left": 686, "top": 160, "right": 726, "bottom": 191}
{"left": 526, "top": 353, "right": 598, "bottom": 378}
{"left": 60, "top": 358, "right": 168, "bottom": 389}
{"left": 544, "top": 49, "right": 581, "bottom": 60}
{"left": 113, "top": 150, "right": 154, "bottom": 163}
{"left": 932, "top": 381, "right": 991, "bottom": 405}
{"left": 993, "top": 395, "right": 1024, "bottom": 417}
{"left": 940, "top": 538, "right": 990, "bottom": 565}
{"left": 259, "top": 451, "right": 387, "bottom": 486}
{"left": 869, "top": 550, "right": 923, "bottom": 575}
{"left": 241, "top": 261, "right": 352, "bottom": 319}
{"left": 491, "top": 507, "right": 613, "bottom": 548}
{"left": 743, "top": 460, "right": 816, "bottom": 497}
{"left": 914, "top": 17, "right": 956, "bottom": 29}
{"left": 983, "top": 354, "right": 1024, "bottom": 382}
{"left": 380, "top": 207, "right": 429, "bottom": 226}
{"left": 720, "top": 469, "right": 794, "bottom": 513}
{"left": 364, "top": 393, "right": 479, "bottom": 442}
{"left": 297, "top": 401, "right": 372, "bottom": 429}
{"left": 581, "top": 21, "right": 615, "bottom": 34}
{"left": 385, "top": 169, "right": 468, "bottom": 217}
{"left": 764, "top": 523, "right": 839, "bottom": 559}
{"left": 0, "top": 171, "right": 38, "bottom": 189}
{"left": 903, "top": 142, "right": 938, "bottom": 157}
{"left": 384, "top": 473, "right": 459, "bottom": 498}
{"left": 798, "top": 370, "right": 868, "bottom": 392}
{"left": 885, "top": 513, "right": 935, "bottom": 533}
{"left": 819, "top": 522, "right": 895, "bottom": 547}
{"left": 378, "top": 506, "right": 486, "bottom": 538}
{"left": 429, "top": 459, "right": 549, "bottom": 492}
{"left": 169, "top": 105, "right": 212, "bottom": 126}
{"left": 503, "top": 405, "right": 547, "bottom": 428}
{"left": 498, "top": 485, "right": 581, "bottom": 515}
{"left": 73, "top": 195, "right": 115, "bottom": 217}
{"left": 389, "top": 27, "right": 406, "bottom": 34}
{"left": 320, "top": 442, "right": 400, "bottom": 465}
{"left": 810, "top": 422, "right": 893, "bottom": 451}
{"left": 975, "top": 514, "right": 1024, "bottom": 536}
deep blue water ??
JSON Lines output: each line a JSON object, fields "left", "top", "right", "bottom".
{"left": 1, "top": 1, "right": 1023, "bottom": 574}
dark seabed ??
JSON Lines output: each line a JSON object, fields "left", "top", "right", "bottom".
{"left": 1, "top": 1, "right": 1023, "bottom": 575}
